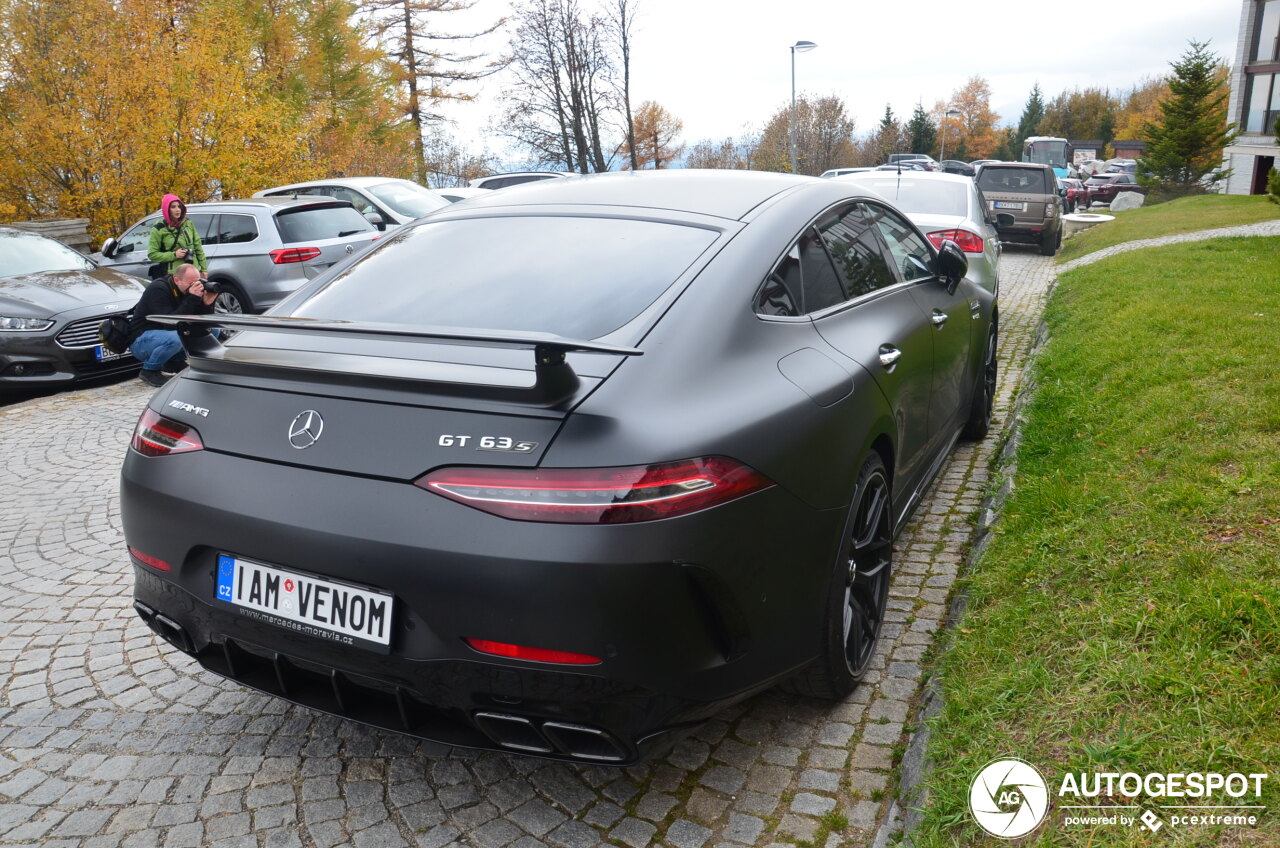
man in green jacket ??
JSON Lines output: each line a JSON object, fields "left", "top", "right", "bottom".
{"left": 147, "top": 193, "right": 207, "bottom": 278}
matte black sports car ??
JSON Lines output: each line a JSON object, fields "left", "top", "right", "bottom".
{"left": 122, "top": 171, "right": 997, "bottom": 764}
{"left": 0, "top": 227, "right": 146, "bottom": 387}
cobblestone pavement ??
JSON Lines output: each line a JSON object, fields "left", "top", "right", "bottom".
{"left": 1058, "top": 218, "right": 1280, "bottom": 272}
{"left": 0, "top": 249, "right": 1056, "bottom": 848}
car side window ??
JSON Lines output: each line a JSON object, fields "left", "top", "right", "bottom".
{"left": 815, "top": 203, "right": 897, "bottom": 298}
{"left": 209, "top": 214, "right": 259, "bottom": 246}
{"left": 862, "top": 203, "right": 934, "bottom": 283}
{"left": 115, "top": 218, "right": 159, "bottom": 255}
{"left": 188, "top": 214, "right": 215, "bottom": 241}
{"left": 754, "top": 227, "right": 844, "bottom": 316}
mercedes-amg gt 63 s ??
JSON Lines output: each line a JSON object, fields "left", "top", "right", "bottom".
{"left": 122, "top": 171, "right": 997, "bottom": 764}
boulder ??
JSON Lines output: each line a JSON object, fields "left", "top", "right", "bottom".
{"left": 1109, "top": 192, "right": 1146, "bottom": 212}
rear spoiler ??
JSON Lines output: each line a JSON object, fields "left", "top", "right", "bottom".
{"left": 149, "top": 313, "right": 641, "bottom": 404}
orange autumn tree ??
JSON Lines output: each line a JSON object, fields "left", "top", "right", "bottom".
{"left": 0, "top": 0, "right": 410, "bottom": 241}
{"left": 936, "top": 76, "right": 1002, "bottom": 161}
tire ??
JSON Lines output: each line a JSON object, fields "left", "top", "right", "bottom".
{"left": 961, "top": 319, "right": 997, "bottom": 441}
{"left": 1038, "top": 228, "right": 1058, "bottom": 256}
{"left": 788, "top": 453, "right": 893, "bottom": 700}
{"left": 212, "top": 282, "right": 250, "bottom": 315}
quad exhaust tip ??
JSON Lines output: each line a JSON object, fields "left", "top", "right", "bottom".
{"left": 475, "top": 712, "right": 627, "bottom": 763}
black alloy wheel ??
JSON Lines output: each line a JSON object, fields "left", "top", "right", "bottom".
{"left": 962, "top": 320, "right": 998, "bottom": 440}
{"left": 789, "top": 453, "right": 893, "bottom": 700}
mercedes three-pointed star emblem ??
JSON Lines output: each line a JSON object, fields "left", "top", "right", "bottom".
{"left": 288, "top": 410, "right": 324, "bottom": 449}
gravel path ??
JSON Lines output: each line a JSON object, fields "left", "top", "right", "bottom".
{"left": 1059, "top": 217, "right": 1280, "bottom": 273}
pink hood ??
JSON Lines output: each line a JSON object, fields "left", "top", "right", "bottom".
{"left": 161, "top": 193, "right": 185, "bottom": 226}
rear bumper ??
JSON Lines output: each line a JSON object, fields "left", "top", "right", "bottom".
{"left": 122, "top": 447, "right": 846, "bottom": 762}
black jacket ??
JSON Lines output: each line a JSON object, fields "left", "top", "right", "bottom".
{"left": 130, "top": 276, "right": 214, "bottom": 334}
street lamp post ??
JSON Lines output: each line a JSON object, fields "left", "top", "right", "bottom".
{"left": 790, "top": 41, "right": 817, "bottom": 174}
{"left": 939, "top": 108, "right": 961, "bottom": 163}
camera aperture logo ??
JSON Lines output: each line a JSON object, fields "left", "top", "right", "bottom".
{"left": 969, "top": 758, "right": 1050, "bottom": 838}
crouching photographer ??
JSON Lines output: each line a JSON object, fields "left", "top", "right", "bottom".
{"left": 129, "top": 264, "right": 219, "bottom": 388}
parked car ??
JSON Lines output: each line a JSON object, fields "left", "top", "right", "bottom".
{"left": 0, "top": 227, "right": 146, "bottom": 388}
{"left": 1102, "top": 158, "right": 1138, "bottom": 175}
{"left": 1058, "top": 178, "right": 1091, "bottom": 213}
{"left": 974, "top": 162, "right": 1063, "bottom": 255}
{"left": 887, "top": 153, "right": 939, "bottom": 170}
{"left": 819, "top": 167, "right": 874, "bottom": 178}
{"left": 875, "top": 161, "right": 928, "bottom": 172}
{"left": 969, "top": 159, "right": 1001, "bottom": 169}
{"left": 122, "top": 170, "right": 997, "bottom": 764}
{"left": 838, "top": 170, "right": 1003, "bottom": 294}
{"left": 469, "top": 172, "right": 575, "bottom": 190}
{"left": 94, "top": 198, "right": 382, "bottom": 315}
{"left": 253, "top": 177, "right": 450, "bottom": 230}
{"left": 939, "top": 160, "right": 976, "bottom": 177}
{"left": 1084, "top": 172, "right": 1146, "bottom": 206}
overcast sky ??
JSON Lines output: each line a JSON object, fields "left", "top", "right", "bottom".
{"left": 433, "top": 0, "right": 1243, "bottom": 168}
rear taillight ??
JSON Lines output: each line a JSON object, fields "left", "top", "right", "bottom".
{"left": 128, "top": 546, "right": 172, "bottom": 572}
{"left": 131, "top": 408, "right": 203, "bottom": 456}
{"left": 465, "top": 638, "right": 601, "bottom": 665}
{"left": 926, "top": 229, "right": 985, "bottom": 253}
{"left": 269, "top": 247, "right": 322, "bottom": 264}
{"left": 416, "top": 456, "right": 773, "bottom": 524}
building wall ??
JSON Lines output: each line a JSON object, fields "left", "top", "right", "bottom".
{"left": 1223, "top": 0, "right": 1280, "bottom": 194}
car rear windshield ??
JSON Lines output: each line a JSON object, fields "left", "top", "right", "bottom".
{"left": 291, "top": 216, "right": 719, "bottom": 340}
{"left": 366, "top": 181, "right": 450, "bottom": 219}
{"left": 0, "top": 230, "right": 95, "bottom": 275}
{"left": 275, "top": 205, "right": 374, "bottom": 244}
{"left": 1085, "top": 175, "right": 1116, "bottom": 184}
{"left": 976, "top": 168, "right": 1050, "bottom": 194}
{"left": 852, "top": 179, "right": 968, "bottom": 216}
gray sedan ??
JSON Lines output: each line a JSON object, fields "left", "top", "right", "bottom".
{"left": 838, "top": 171, "right": 1002, "bottom": 294}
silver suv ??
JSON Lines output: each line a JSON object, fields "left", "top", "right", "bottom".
{"left": 92, "top": 198, "right": 381, "bottom": 314}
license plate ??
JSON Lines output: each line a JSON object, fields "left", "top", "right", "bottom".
{"left": 95, "top": 344, "right": 127, "bottom": 362}
{"left": 215, "top": 554, "right": 394, "bottom": 652}
{"left": 994, "top": 201, "right": 1025, "bottom": 210}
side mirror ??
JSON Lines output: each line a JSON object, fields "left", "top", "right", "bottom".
{"left": 100, "top": 237, "right": 118, "bottom": 258}
{"left": 996, "top": 213, "right": 1016, "bottom": 229}
{"left": 934, "top": 240, "right": 968, "bottom": 295}
{"left": 364, "top": 212, "right": 387, "bottom": 232}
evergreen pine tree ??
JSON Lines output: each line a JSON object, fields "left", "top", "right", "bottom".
{"left": 1016, "top": 83, "right": 1045, "bottom": 151}
{"left": 905, "top": 101, "right": 937, "bottom": 157}
{"left": 1140, "top": 40, "right": 1238, "bottom": 196}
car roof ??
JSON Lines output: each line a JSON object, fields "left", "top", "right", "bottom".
{"left": 442, "top": 170, "right": 817, "bottom": 220}
{"left": 141, "top": 197, "right": 354, "bottom": 215}
{"left": 254, "top": 177, "right": 418, "bottom": 194}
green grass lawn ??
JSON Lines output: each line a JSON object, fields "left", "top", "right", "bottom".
{"left": 1058, "top": 194, "right": 1280, "bottom": 264}
{"left": 913, "top": 236, "right": 1280, "bottom": 847}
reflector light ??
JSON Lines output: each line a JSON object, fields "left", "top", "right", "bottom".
{"left": 926, "top": 229, "right": 985, "bottom": 253}
{"left": 417, "top": 456, "right": 773, "bottom": 524}
{"left": 269, "top": 247, "right": 322, "bottom": 264}
{"left": 131, "top": 408, "right": 204, "bottom": 456}
{"left": 128, "top": 546, "right": 172, "bottom": 572}
{"left": 465, "top": 638, "right": 601, "bottom": 665}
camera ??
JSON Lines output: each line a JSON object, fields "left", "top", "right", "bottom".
{"left": 182, "top": 252, "right": 196, "bottom": 264}
{"left": 200, "top": 280, "right": 222, "bottom": 295}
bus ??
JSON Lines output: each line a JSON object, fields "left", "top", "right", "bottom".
{"left": 1021, "top": 136, "right": 1073, "bottom": 178}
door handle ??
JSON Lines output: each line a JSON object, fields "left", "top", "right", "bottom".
{"left": 878, "top": 345, "right": 902, "bottom": 370}
{"left": 931, "top": 310, "right": 948, "bottom": 328}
